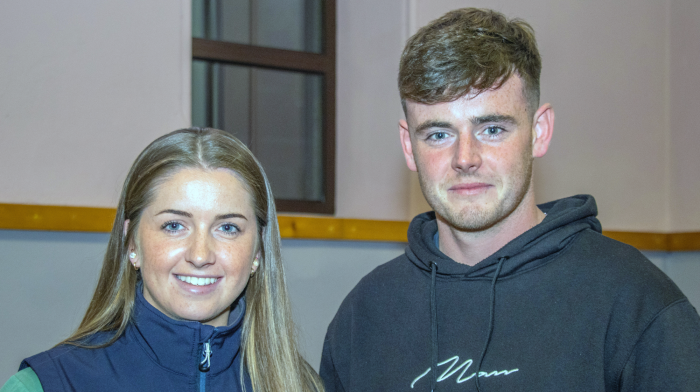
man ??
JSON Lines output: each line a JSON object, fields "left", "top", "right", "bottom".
{"left": 320, "top": 8, "right": 700, "bottom": 392}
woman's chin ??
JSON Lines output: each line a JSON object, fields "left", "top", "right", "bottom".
{"left": 173, "top": 307, "right": 230, "bottom": 327}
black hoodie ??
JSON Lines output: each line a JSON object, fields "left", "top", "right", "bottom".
{"left": 320, "top": 195, "right": 700, "bottom": 391}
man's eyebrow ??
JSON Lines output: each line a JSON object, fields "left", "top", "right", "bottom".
{"left": 156, "top": 209, "right": 192, "bottom": 218}
{"left": 413, "top": 120, "right": 454, "bottom": 134}
{"left": 215, "top": 213, "right": 247, "bottom": 221}
{"left": 470, "top": 114, "right": 518, "bottom": 126}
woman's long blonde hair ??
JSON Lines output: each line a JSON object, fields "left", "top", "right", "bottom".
{"left": 61, "top": 128, "right": 324, "bottom": 392}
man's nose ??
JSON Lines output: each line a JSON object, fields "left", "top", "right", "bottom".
{"left": 452, "top": 134, "right": 482, "bottom": 173}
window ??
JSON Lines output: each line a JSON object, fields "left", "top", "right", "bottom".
{"left": 192, "top": 0, "right": 336, "bottom": 214}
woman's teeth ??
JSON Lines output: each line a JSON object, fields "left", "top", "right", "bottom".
{"left": 177, "top": 275, "right": 218, "bottom": 286}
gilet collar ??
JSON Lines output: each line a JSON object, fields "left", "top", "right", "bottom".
{"left": 128, "top": 285, "right": 246, "bottom": 376}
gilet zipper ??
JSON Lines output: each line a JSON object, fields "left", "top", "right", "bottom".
{"left": 199, "top": 340, "right": 212, "bottom": 391}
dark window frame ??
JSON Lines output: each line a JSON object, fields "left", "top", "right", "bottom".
{"left": 192, "top": 0, "right": 336, "bottom": 214}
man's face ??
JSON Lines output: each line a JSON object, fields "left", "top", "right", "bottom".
{"left": 400, "top": 76, "right": 547, "bottom": 232}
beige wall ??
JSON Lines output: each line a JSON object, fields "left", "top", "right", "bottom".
{"left": 0, "top": 0, "right": 192, "bottom": 208}
{"left": 669, "top": 0, "right": 700, "bottom": 232}
{"left": 1, "top": 0, "right": 698, "bottom": 232}
{"left": 335, "top": 0, "right": 411, "bottom": 220}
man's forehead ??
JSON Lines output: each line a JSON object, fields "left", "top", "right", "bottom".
{"left": 404, "top": 76, "right": 528, "bottom": 125}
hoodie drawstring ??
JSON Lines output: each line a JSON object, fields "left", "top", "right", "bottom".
{"left": 475, "top": 256, "right": 507, "bottom": 392}
{"left": 429, "top": 261, "right": 438, "bottom": 392}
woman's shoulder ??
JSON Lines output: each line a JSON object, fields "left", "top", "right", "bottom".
{"left": 1, "top": 368, "right": 44, "bottom": 392}
{"left": 17, "top": 331, "right": 122, "bottom": 391}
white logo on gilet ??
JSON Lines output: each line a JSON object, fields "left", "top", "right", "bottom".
{"left": 411, "top": 355, "right": 519, "bottom": 388}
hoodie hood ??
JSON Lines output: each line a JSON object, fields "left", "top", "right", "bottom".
{"left": 406, "top": 194, "right": 601, "bottom": 279}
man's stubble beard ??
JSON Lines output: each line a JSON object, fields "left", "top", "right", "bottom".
{"left": 418, "top": 152, "right": 534, "bottom": 232}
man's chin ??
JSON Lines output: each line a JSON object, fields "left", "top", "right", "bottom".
{"left": 435, "top": 206, "right": 502, "bottom": 232}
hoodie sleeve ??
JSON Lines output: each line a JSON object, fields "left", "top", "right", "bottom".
{"left": 619, "top": 299, "right": 700, "bottom": 391}
{"left": 320, "top": 335, "right": 346, "bottom": 392}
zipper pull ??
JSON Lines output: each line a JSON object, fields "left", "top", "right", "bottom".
{"left": 199, "top": 341, "right": 212, "bottom": 372}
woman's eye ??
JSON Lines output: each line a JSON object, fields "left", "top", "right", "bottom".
{"left": 162, "top": 222, "right": 183, "bottom": 232}
{"left": 220, "top": 224, "right": 239, "bottom": 234}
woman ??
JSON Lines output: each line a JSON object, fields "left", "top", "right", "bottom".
{"left": 2, "top": 128, "right": 324, "bottom": 392}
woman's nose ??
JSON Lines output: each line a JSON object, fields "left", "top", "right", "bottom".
{"left": 187, "top": 230, "right": 214, "bottom": 267}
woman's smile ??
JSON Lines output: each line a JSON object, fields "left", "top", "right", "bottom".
{"left": 175, "top": 275, "right": 219, "bottom": 286}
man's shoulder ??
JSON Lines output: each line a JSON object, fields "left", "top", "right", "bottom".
{"left": 574, "top": 228, "right": 648, "bottom": 262}
{"left": 568, "top": 229, "right": 686, "bottom": 302}
{"left": 573, "top": 229, "right": 658, "bottom": 268}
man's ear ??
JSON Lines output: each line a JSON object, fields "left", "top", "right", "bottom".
{"left": 531, "top": 103, "right": 554, "bottom": 158}
{"left": 399, "top": 120, "right": 418, "bottom": 172}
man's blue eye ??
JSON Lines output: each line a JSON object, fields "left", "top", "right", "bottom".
{"left": 431, "top": 132, "right": 447, "bottom": 140}
{"left": 485, "top": 127, "right": 502, "bottom": 135}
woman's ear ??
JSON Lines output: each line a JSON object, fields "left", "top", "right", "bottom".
{"left": 251, "top": 252, "right": 261, "bottom": 274}
{"left": 124, "top": 219, "right": 140, "bottom": 270}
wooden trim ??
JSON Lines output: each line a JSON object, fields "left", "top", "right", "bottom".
{"left": 602, "top": 231, "right": 700, "bottom": 252}
{"left": 277, "top": 215, "right": 408, "bottom": 242}
{"left": 601, "top": 231, "right": 669, "bottom": 251}
{"left": 193, "top": 39, "right": 332, "bottom": 73}
{"left": 0, "top": 204, "right": 116, "bottom": 233}
{"left": 276, "top": 199, "right": 333, "bottom": 215}
{"left": 668, "top": 232, "right": 700, "bottom": 252}
{"left": 2, "top": 204, "right": 700, "bottom": 250}
{"left": 0, "top": 204, "right": 408, "bottom": 242}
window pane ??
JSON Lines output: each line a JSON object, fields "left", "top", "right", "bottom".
{"left": 192, "top": 60, "right": 324, "bottom": 202}
{"left": 192, "top": 0, "right": 323, "bottom": 54}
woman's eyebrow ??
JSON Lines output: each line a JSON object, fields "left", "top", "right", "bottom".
{"left": 156, "top": 209, "right": 192, "bottom": 218}
{"left": 215, "top": 213, "right": 247, "bottom": 221}
{"left": 155, "top": 210, "right": 248, "bottom": 221}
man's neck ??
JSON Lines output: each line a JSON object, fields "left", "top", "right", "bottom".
{"left": 436, "top": 193, "right": 545, "bottom": 266}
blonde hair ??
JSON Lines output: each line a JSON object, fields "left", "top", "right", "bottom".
{"left": 62, "top": 128, "right": 323, "bottom": 392}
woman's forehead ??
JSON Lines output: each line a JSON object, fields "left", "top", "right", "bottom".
{"left": 148, "top": 167, "right": 255, "bottom": 216}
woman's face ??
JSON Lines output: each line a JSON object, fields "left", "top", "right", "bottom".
{"left": 130, "top": 167, "right": 259, "bottom": 327}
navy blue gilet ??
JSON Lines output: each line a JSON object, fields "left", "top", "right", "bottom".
{"left": 20, "top": 287, "right": 253, "bottom": 392}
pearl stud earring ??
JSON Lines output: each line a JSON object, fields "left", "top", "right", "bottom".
{"left": 251, "top": 257, "right": 260, "bottom": 274}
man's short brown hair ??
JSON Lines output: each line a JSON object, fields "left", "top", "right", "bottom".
{"left": 399, "top": 8, "right": 541, "bottom": 116}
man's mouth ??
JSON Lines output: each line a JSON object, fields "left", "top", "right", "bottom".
{"left": 449, "top": 182, "right": 491, "bottom": 192}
